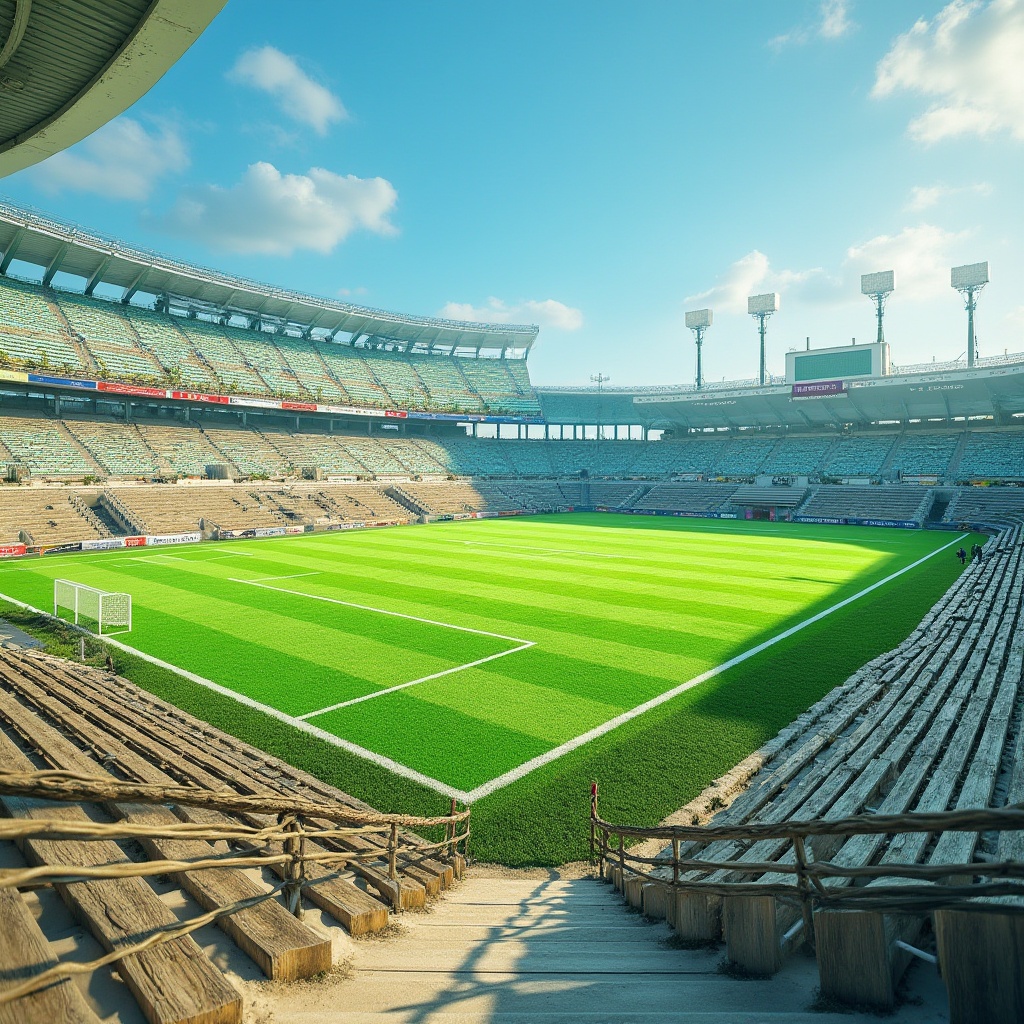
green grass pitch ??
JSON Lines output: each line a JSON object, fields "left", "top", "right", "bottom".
{"left": 0, "top": 514, "right": 974, "bottom": 864}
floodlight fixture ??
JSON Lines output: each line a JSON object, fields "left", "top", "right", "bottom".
{"left": 951, "top": 262, "right": 989, "bottom": 367}
{"left": 590, "top": 373, "right": 610, "bottom": 439}
{"left": 860, "top": 270, "right": 895, "bottom": 345}
{"left": 685, "top": 309, "right": 712, "bottom": 389}
{"left": 747, "top": 293, "right": 779, "bottom": 385}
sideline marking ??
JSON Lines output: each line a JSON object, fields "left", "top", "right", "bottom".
{"left": 0, "top": 531, "right": 969, "bottom": 804}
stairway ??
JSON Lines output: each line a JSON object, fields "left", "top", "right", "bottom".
{"left": 246, "top": 874, "right": 948, "bottom": 1022}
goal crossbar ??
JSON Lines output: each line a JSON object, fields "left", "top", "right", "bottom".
{"left": 54, "top": 579, "right": 132, "bottom": 635}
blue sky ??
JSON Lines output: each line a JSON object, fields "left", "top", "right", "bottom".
{"left": 2, "top": 0, "right": 1021, "bottom": 387}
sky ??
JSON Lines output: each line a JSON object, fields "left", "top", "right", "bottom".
{"left": 1, "top": 0, "right": 1022, "bottom": 388}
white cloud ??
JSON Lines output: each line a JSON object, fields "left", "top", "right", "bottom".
{"left": 873, "top": 0, "right": 1024, "bottom": 143}
{"left": 770, "top": 0, "right": 855, "bottom": 48}
{"left": 844, "top": 224, "right": 968, "bottom": 300}
{"left": 29, "top": 118, "right": 188, "bottom": 201}
{"left": 819, "top": 0, "right": 854, "bottom": 39}
{"left": 686, "top": 224, "right": 968, "bottom": 313}
{"left": 159, "top": 162, "right": 397, "bottom": 256}
{"left": 685, "top": 251, "right": 840, "bottom": 312}
{"left": 906, "top": 181, "right": 992, "bottom": 211}
{"left": 439, "top": 297, "right": 583, "bottom": 331}
{"left": 228, "top": 46, "right": 346, "bottom": 135}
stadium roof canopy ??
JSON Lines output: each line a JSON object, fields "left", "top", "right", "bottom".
{"left": 0, "top": 202, "right": 540, "bottom": 355}
{"left": 536, "top": 357, "right": 1024, "bottom": 429}
{"left": 0, "top": 0, "right": 225, "bottom": 177}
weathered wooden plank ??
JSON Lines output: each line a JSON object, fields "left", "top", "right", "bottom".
{"left": 0, "top": 886, "right": 102, "bottom": 1024}
{"left": 20, "top": 657, "right": 427, "bottom": 909}
{"left": 0, "top": 730, "right": 241, "bottom": 1024}
{"left": 0, "top": 665, "right": 381, "bottom": 949}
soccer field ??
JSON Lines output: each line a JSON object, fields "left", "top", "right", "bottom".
{"left": 0, "top": 514, "right": 965, "bottom": 813}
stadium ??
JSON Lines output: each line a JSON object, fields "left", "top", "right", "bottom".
{"left": 0, "top": 4, "right": 1021, "bottom": 1024}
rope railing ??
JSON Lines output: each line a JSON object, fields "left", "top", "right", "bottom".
{"left": 0, "top": 769, "right": 470, "bottom": 1009}
{"left": 589, "top": 783, "right": 1024, "bottom": 922}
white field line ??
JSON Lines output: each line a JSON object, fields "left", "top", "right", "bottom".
{"left": 0, "top": 589, "right": 469, "bottom": 802}
{"left": 227, "top": 578, "right": 530, "bottom": 644}
{"left": 448, "top": 540, "right": 624, "bottom": 559}
{"left": 0, "top": 531, "right": 968, "bottom": 806}
{"left": 248, "top": 572, "right": 322, "bottom": 583}
{"left": 459, "top": 532, "right": 969, "bottom": 802}
{"left": 297, "top": 640, "right": 535, "bottom": 720}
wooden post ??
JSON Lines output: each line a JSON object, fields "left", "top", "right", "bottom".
{"left": 388, "top": 823, "right": 399, "bottom": 882}
{"left": 447, "top": 797, "right": 457, "bottom": 860}
{"left": 280, "top": 812, "right": 305, "bottom": 920}
{"left": 792, "top": 836, "right": 814, "bottom": 950}
{"left": 590, "top": 782, "right": 598, "bottom": 864}
{"left": 672, "top": 837, "right": 680, "bottom": 887}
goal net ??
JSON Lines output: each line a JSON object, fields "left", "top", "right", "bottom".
{"left": 54, "top": 579, "right": 132, "bottom": 635}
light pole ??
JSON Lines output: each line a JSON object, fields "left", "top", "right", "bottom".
{"left": 951, "top": 262, "right": 989, "bottom": 368}
{"left": 590, "top": 373, "right": 609, "bottom": 440}
{"left": 685, "top": 309, "right": 712, "bottom": 389}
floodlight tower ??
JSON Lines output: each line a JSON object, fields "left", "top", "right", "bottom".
{"left": 951, "top": 262, "right": 989, "bottom": 368}
{"left": 860, "top": 270, "right": 895, "bottom": 344}
{"left": 685, "top": 309, "right": 712, "bottom": 389}
{"left": 590, "top": 373, "right": 609, "bottom": 440}
{"left": 747, "top": 293, "right": 779, "bottom": 386}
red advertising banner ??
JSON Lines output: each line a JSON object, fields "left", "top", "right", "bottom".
{"left": 124, "top": 536, "right": 148, "bottom": 548}
{"left": 792, "top": 380, "right": 846, "bottom": 397}
{"left": 170, "top": 391, "right": 231, "bottom": 404}
{"left": 281, "top": 401, "right": 318, "bottom": 412}
{"left": 97, "top": 382, "right": 169, "bottom": 398}
{"left": 0, "top": 543, "right": 26, "bottom": 557}
{"left": 384, "top": 409, "right": 409, "bottom": 418}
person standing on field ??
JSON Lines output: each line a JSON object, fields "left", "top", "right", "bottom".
{"left": 957, "top": 547, "right": 967, "bottom": 565}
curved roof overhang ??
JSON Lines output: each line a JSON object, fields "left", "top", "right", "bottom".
{"left": 0, "top": 202, "right": 540, "bottom": 353}
{"left": 0, "top": 0, "right": 226, "bottom": 178}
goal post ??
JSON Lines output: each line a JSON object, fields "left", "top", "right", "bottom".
{"left": 54, "top": 579, "right": 132, "bottom": 635}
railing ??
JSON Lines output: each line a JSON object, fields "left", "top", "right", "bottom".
{"left": 590, "top": 784, "right": 1024, "bottom": 939}
{"left": 0, "top": 769, "right": 469, "bottom": 1008}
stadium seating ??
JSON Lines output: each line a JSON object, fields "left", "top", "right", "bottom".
{"left": 62, "top": 417, "right": 164, "bottom": 477}
{"left": 0, "top": 415, "right": 99, "bottom": 476}
{"left": 821, "top": 434, "right": 898, "bottom": 478}
{"left": 0, "top": 277, "right": 85, "bottom": 371}
{"left": 956, "top": 430, "right": 1024, "bottom": 480}
{"left": 618, "top": 527, "right": 1023, "bottom": 1016}
{"left": 627, "top": 482, "right": 737, "bottom": 513}
{"left": 729, "top": 483, "right": 808, "bottom": 507}
{"left": 759, "top": 435, "right": 836, "bottom": 476}
{"left": 132, "top": 422, "right": 226, "bottom": 477}
{"left": 945, "top": 486, "right": 1024, "bottom": 524}
{"left": 798, "top": 485, "right": 931, "bottom": 522}
{"left": 0, "top": 277, "right": 541, "bottom": 417}
{"left": 0, "top": 487, "right": 107, "bottom": 544}
{"left": 201, "top": 425, "right": 291, "bottom": 477}
{"left": 713, "top": 436, "right": 775, "bottom": 477}
{"left": 888, "top": 431, "right": 961, "bottom": 478}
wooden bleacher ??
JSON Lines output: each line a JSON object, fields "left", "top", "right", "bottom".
{"left": 599, "top": 526, "right": 1024, "bottom": 1022}
{"left": 0, "top": 648, "right": 466, "bottom": 1022}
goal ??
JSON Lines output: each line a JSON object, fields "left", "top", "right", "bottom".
{"left": 54, "top": 579, "right": 132, "bottom": 635}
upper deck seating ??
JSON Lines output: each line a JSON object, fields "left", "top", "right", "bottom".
{"left": 888, "top": 431, "right": 960, "bottom": 478}
{"left": 957, "top": 431, "right": 1024, "bottom": 480}
{"left": 0, "top": 278, "right": 85, "bottom": 371}
{"left": 123, "top": 306, "right": 219, "bottom": 389}
{"left": 821, "top": 435, "right": 898, "bottom": 478}
{"left": 133, "top": 422, "right": 227, "bottom": 477}
{"left": 714, "top": 437, "right": 775, "bottom": 477}
{"left": 760, "top": 436, "right": 835, "bottom": 476}
{"left": 174, "top": 320, "right": 269, "bottom": 395}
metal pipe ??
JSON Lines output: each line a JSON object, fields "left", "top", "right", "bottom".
{"left": 895, "top": 939, "right": 938, "bottom": 966}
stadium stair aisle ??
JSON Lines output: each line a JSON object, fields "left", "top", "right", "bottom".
{"left": 244, "top": 874, "right": 947, "bottom": 1023}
